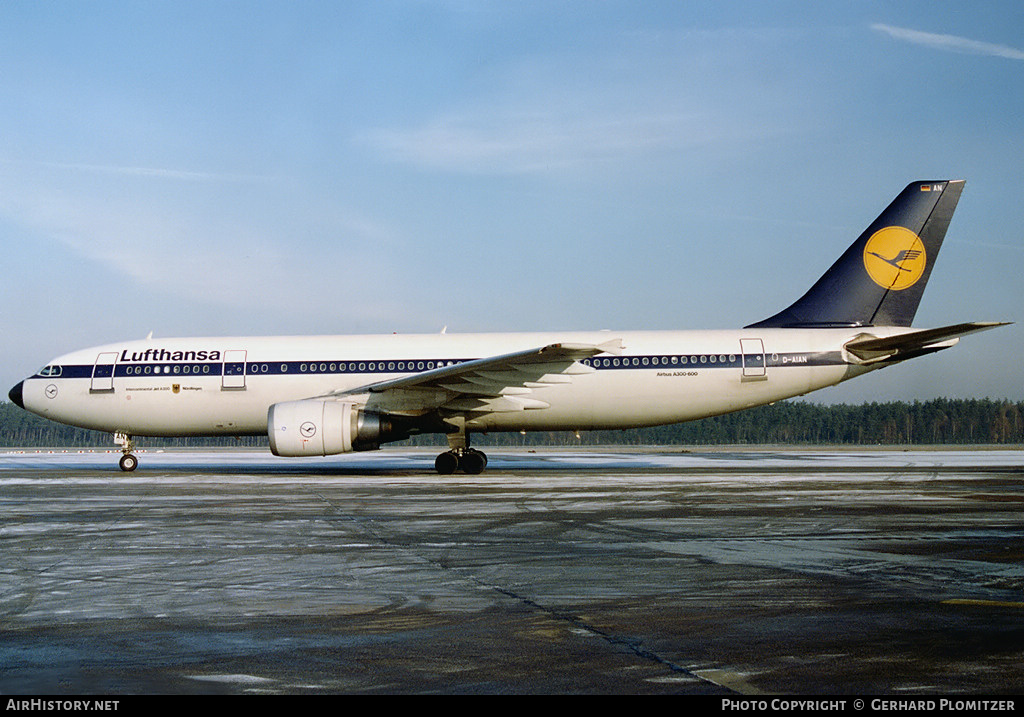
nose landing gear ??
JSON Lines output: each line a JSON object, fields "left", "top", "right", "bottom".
{"left": 114, "top": 432, "right": 138, "bottom": 472}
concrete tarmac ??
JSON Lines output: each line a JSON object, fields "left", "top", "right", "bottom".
{"left": 1, "top": 447, "right": 1022, "bottom": 694}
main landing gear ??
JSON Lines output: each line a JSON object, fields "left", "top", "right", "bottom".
{"left": 435, "top": 419, "right": 487, "bottom": 474}
{"left": 114, "top": 432, "right": 138, "bottom": 472}
{"left": 434, "top": 447, "right": 488, "bottom": 475}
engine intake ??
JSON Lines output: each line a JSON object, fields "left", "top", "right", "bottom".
{"left": 268, "top": 400, "right": 398, "bottom": 457}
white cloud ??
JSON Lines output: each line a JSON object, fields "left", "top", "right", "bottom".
{"left": 0, "top": 161, "right": 405, "bottom": 326}
{"left": 872, "top": 23, "right": 1024, "bottom": 61}
{"left": 32, "top": 161, "right": 276, "bottom": 184}
{"left": 359, "top": 28, "right": 803, "bottom": 176}
{"left": 362, "top": 109, "right": 739, "bottom": 174}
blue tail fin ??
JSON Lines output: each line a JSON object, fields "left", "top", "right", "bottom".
{"left": 747, "top": 180, "right": 964, "bottom": 329}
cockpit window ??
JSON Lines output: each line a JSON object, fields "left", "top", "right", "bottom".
{"left": 39, "top": 365, "right": 62, "bottom": 377}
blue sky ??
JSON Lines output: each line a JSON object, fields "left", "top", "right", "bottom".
{"left": 2, "top": 1, "right": 1021, "bottom": 404}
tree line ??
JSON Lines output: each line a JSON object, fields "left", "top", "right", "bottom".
{"left": 1, "top": 397, "right": 1021, "bottom": 449}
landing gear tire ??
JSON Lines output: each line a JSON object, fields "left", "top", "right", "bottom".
{"left": 119, "top": 453, "right": 139, "bottom": 472}
{"left": 435, "top": 451, "right": 459, "bottom": 475}
{"left": 459, "top": 449, "right": 487, "bottom": 475}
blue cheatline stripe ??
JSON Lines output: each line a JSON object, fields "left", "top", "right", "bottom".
{"left": 34, "top": 351, "right": 845, "bottom": 380}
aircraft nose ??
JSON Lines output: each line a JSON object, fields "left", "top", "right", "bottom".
{"left": 8, "top": 381, "right": 25, "bottom": 409}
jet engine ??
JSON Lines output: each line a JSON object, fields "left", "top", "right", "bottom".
{"left": 268, "top": 400, "right": 400, "bottom": 457}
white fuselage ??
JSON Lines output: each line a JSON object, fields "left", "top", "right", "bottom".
{"left": 17, "top": 328, "right": 885, "bottom": 439}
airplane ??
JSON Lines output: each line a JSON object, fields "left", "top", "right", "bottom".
{"left": 7, "top": 179, "right": 1008, "bottom": 474}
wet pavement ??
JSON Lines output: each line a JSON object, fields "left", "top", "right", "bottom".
{"left": 1, "top": 447, "right": 1022, "bottom": 694}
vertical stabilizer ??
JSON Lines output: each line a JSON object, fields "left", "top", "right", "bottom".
{"left": 747, "top": 180, "right": 964, "bottom": 328}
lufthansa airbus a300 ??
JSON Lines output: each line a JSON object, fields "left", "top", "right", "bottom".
{"left": 8, "top": 180, "right": 1007, "bottom": 473}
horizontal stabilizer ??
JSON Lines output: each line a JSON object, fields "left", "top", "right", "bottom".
{"left": 844, "top": 321, "right": 1010, "bottom": 364}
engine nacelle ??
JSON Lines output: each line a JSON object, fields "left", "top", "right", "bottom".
{"left": 268, "top": 400, "right": 393, "bottom": 457}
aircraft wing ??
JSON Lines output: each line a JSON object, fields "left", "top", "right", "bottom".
{"left": 324, "top": 339, "right": 625, "bottom": 414}
{"left": 844, "top": 321, "right": 1010, "bottom": 364}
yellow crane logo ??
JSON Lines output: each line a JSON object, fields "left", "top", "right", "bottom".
{"left": 863, "top": 226, "right": 926, "bottom": 290}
